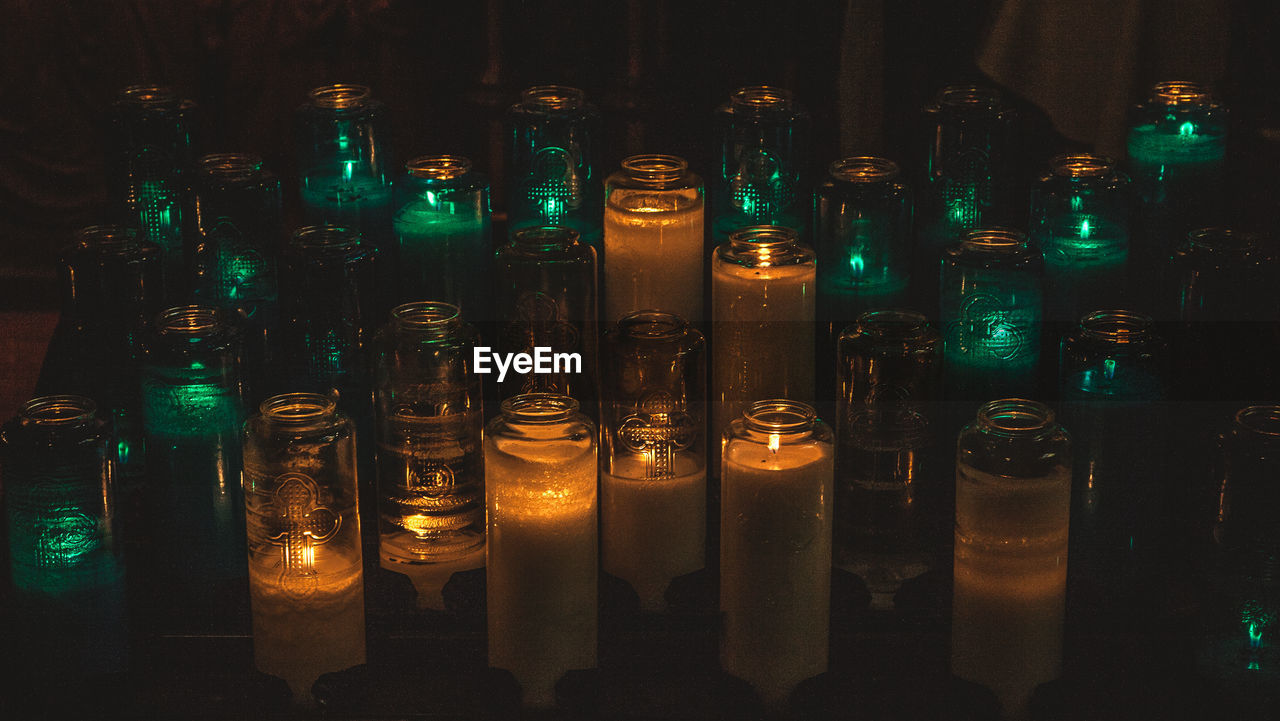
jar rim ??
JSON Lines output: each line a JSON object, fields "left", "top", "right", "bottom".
{"left": 406, "top": 155, "right": 473, "bottom": 180}
{"left": 616, "top": 310, "right": 690, "bottom": 341}
{"left": 259, "top": 392, "right": 339, "bottom": 425}
{"left": 1051, "top": 153, "right": 1115, "bottom": 179}
{"left": 199, "top": 153, "right": 265, "bottom": 182}
{"left": 976, "top": 398, "right": 1055, "bottom": 437}
{"left": 69, "top": 225, "right": 148, "bottom": 258}
{"left": 1236, "top": 406, "right": 1280, "bottom": 437}
{"left": 1078, "top": 309, "right": 1154, "bottom": 343}
{"left": 501, "top": 393, "right": 580, "bottom": 423}
{"left": 290, "top": 225, "right": 364, "bottom": 250}
{"left": 619, "top": 154, "right": 688, "bottom": 186}
{"left": 854, "top": 309, "right": 931, "bottom": 338}
{"left": 730, "top": 85, "right": 793, "bottom": 112}
{"left": 20, "top": 395, "right": 97, "bottom": 427}
{"left": 309, "top": 83, "right": 372, "bottom": 109}
{"left": 391, "top": 301, "right": 462, "bottom": 328}
{"left": 961, "top": 227, "right": 1028, "bottom": 253}
{"left": 1150, "top": 80, "right": 1213, "bottom": 106}
{"left": 1186, "top": 227, "right": 1255, "bottom": 254}
{"left": 119, "top": 84, "right": 179, "bottom": 107}
{"left": 829, "top": 156, "right": 900, "bottom": 182}
{"left": 936, "top": 84, "right": 1002, "bottom": 110}
{"left": 513, "top": 225, "right": 580, "bottom": 250}
{"left": 743, "top": 399, "right": 817, "bottom": 435}
{"left": 155, "top": 305, "right": 229, "bottom": 336}
{"left": 520, "top": 85, "right": 585, "bottom": 112}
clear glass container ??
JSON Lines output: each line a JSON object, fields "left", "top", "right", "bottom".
{"left": 191, "top": 153, "right": 282, "bottom": 318}
{"left": 601, "top": 311, "right": 706, "bottom": 611}
{"left": 1030, "top": 154, "right": 1131, "bottom": 322}
{"left": 494, "top": 225, "right": 599, "bottom": 420}
{"left": 484, "top": 393, "right": 597, "bottom": 708}
{"left": 393, "top": 155, "right": 493, "bottom": 320}
{"left": 710, "top": 226, "right": 816, "bottom": 471}
{"left": 1173, "top": 228, "right": 1275, "bottom": 323}
{"left": 506, "top": 85, "right": 603, "bottom": 251}
{"left": 835, "top": 310, "right": 940, "bottom": 603}
{"left": 372, "top": 302, "right": 485, "bottom": 606}
{"left": 138, "top": 305, "right": 247, "bottom": 588}
{"left": 939, "top": 227, "right": 1043, "bottom": 399}
{"left": 242, "top": 393, "right": 366, "bottom": 704}
{"left": 603, "top": 154, "right": 705, "bottom": 324}
{"left": 952, "top": 399, "right": 1071, "bottom": 720}
{"left": 711, "top": 86, "right": 810, "bottom": 246}
{"left": 720, "top": 399, "right": 834, "bottom": 708}
{"left": 38, "top": 225, "right": 162, "bottom": 483}
{"left": 1, "top": 395, "right": 126, "bottom": 677}
{"left": 106, "top": 84, "right": 196, "bottom": 302}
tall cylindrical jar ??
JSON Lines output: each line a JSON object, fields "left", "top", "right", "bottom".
{"left": 601, "top": 311, "right": 706, "bottom": 611}
{"left": 494, "top": 225, "right": 599, "bottom": 420}
{"left": 1029, "top": 154, "right": 1131, "bottom": 323}
{"left": 106, "top": 84, "right": 196, "bottom": 302}
{"left": 242, "top": 393, "right": 366, "bottom": 704}
{"left": 372, "top": 302, "right": 486, "bottom": 607}
{"left": 720, "top": 399, "right": 834, "bottom": 707}
{"left": 952, "top": 399, "right": 1071, "bottom": 721}
{"left": 1, "top": 395, "right": 126, "bottom": 677}
{"left": 711, "top": 86, "right": 810, "bottom": 247}
{"left": 835, "top": 310, "right": 941, "bottom": 602}
{"left": 38, "top": 225, "right": 162, "bottom": 484}
{"left": 296, "top": 84, "right": 394, "bottom": 247}
{"left": 393, "top": 155, "right": 493, "bottom": 320}
{"left": 138, "top": 305, "right": 247, "bottom": 592}
{"left": 939, "top": 228, "right": 1043, "bottom": 399}
{"left": 603, "top": 154, "right": 705, "bottom": 323}
{"left": 485, "top": 394, "right": 598, "bottom": 708}
{"left": 711, "top": 226, "right": 816, "bottom": 470}
{"left": 506, "top": 86, "right": 603, "bottom": 252}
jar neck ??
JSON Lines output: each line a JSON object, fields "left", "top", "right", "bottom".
{"left": 259, "top": 393, "right": 339, "bottom": 428}
{"left": 501, "top": 393, "right": 580, "bottom": 423}
{"left": 619, "top": 154, "right": 688, "bottom": 188}
{"left": 309, "top": 83, "right": 372, "bottom": 110}
{"left": 1051, "top": 153, "right": 1114, "bottom": 179}
{"left": 829, "top": 156, "right": 900, "bottom": 183}
{"left": 18, "top": 395, "right": 97, "bottom": 429}
{"left": 724, "top": 225, "right": 807, "bottom": 267}
{"left": 975, "top": 399, "right": 1055, "bottom": 438}
{"left": 743, "top": 400, "right": 817, "bottom": 444}
{"left": 935, "top": 84, "right": 1002, "bottom": 112}
{"left": 520, "top": 85, "right": 585, "bottom": 113}
{"left": 960, "top": 227, "right": 1029, "bottom": 254}
{"left": 391, "top": 301, "right": 463, "bottom": 337}
{"left": 1235, "top": 406, "right": 1280, "bottom": 438}
{"left": 288, "top": 225, "right": 367, "bottom": 261}
{"left": 119, "top": 84, "right": 180, "bottom": 111}
{"left": 154, "top": 305, "right": 234, "bottom": 344}
{"left": 1150, "top": 81, "right": 1213, "bottom": 107}
{"left": 616, "top": 310, "right": 689, "bottom": 342}
{"left": 729, "top": 85, "right": 793, "bottom": 114}
{"left": 512, "top": 225, "right": 580, "bottom": 252}
{"left": 855, "top": 309, "right": 931, "bottom": 341}
{"left": 199, "top": 153, "right": 266, "bottom": 185}
{"left": 1186, "top": 227, "right": 1255, "bottom": 256}
{"left": 406, "top": 155, "right": 472, "bottom": 181}
{"left": 66, "top": 225, "right": 150, "bottom": 262}
{"left": 1078, "top": 310, "right": 1154, "bottom": 345}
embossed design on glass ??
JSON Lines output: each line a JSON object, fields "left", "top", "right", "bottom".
{"left": 602, "top": 311, "right": 706, "bottom": 611}
{"left": 191, "top": 153, "right": 281, "bottom": 317}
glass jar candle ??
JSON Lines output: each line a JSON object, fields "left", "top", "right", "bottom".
{"left": 494, "top": 225, "right": 599, "bottom": 420}
{"left": 106, "top": 84, "right": 196, "bottom": 303}
{"left": 1030, "top": 154, "right": 1131, "bottom": 323}
{"left": 720, "top": 399, "right": 834, "bottom": 707}
{"left": 835, "top": 310, "right": 940, "bottom": 603}
{"left": 601, "top": 311, "right": 706, "bottom": 611}
{"left": 506, "top": 85, "right": 603, "bottom": 252}
{"left": 191, "top": 153, "right": 282, "bottom": 317}
{"left": 372, "top": 302, "right": 486, "bottom": 607}
{"left": 939, "top": 228, "right": 1043, "bottom": 399}
{"left": 1, "top": 395, "right": 126, "bottom": 677}
{"left": 711, "top": 226, "right": 816, "bottom": 469}
{"left": 485, "top": 393, "right": 597, "bottom": 708}
{"left": 138, "top": 305, "right": 247, "bottom": 589}
{"left": 711, "top": 86, "right": 810, "bottom": 247}
{"left": 952, "top": 399, "right": 1071, "bottom": 720}
{"left": 603, "top": 154, "right": 705, "bottom": 323}
{"left": 242, "top": 393, "right": 366, "bottom": 705}
{"left": 392, "top": 155, "right": 492, "bottom": 319}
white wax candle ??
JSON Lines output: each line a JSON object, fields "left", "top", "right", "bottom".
{"left": 721, "top": 440, "right": 833, "bottom": 706}
{"left": 249, "top": 547, "right": 366, "bottom": 703}
{"left": 604, "top": 200, "right": 703, "bottom": 323}
{"left": 602, "top": 453, "right": 706, "bottom": 611}
{"left": 951, "top": 462, "right": 1071, "bottom": 720}
{"left": 712, "top": 261, "right": 816, "bottom": 446}
{"left": 487, "top": 440, "right": 598, "bottom": 708}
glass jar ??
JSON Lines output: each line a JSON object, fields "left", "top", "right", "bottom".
{"left": 494, "top": 225, "right": 599, "bottom": 420}
{"left": 372, "top": 302, "right": 485, "bottom": 605}
{"left": 711, "top": 86, "right": 810, "bottom": 247}
{"left": 191, "top": 153, "right": 282, "bottom": 317}
{"left": 1030, "top": 154, "right": 1131, "bottom": 322}
{"left": 710, "top": 226, "right": 816, "bottom": 471}
{"left": 296, "top": 84, "right": 394, "bottom": 244}
{"left": 952, "top": 399, "right": 1071, "bottom": 721}
{"left": 242, "top": 393, "right": 366, "bottom": 704}
{"left": 106, "top": 84, "right": 196, "bottom": 302}
{"left": 603, "top": 154, "right": 705, "bottom": 324}
{"left": 484, "top": 393, "right": 597, "bottom": 708}
{"left": 835, "top": 310, "right": 941, "bottom": 602}
{"left": 720, "top": 399, "right": 834, "bottom": 708}
{"left": 137, "top": 305, "right": 247, "bottom": 589}
{"left": 506, "top": 85, "right": 603, "bottom": 252}
{"left": 38, "top": 225, "right": 162, "bottom": 483}
{"left": 393, "top": 155, "right": 493, "bottom": 320}
{"left": 601, "top": 311, "right": 706, "bottom": 611}
{"left": 918, "top": 85, "right": 1017, "bottom": 256}
{"left": 1, "top": 395, "right": 126, "bottom": 677}
{"left": 939, "top": 227, "right": 1043, "bottom": 399}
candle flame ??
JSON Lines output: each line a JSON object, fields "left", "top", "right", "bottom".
{"left": 768, "top": 433, "right": 780, "bottom": 454}
{"left": 1179, "top": 121, "right": 1196, "bottom": 137}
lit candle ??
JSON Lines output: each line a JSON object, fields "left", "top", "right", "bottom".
{"left": 721, "top": 400, "right": 833, "bottom": 707}
{"left": 485, "top": 394, "right": 597, "bottom": 708}
{"left": 243, "top": 393, "right": 366, "bottom": 705}
{"left": 711, "top": 226, "right": 816, "bottom": 465}
{"left": 603, "top": 154, "right": 704, "bottom": 323}
{"left": 952, "top": 399, "right": 1071, "bottom": 720}
{"left": 1126, "top": 81, "right": 1226, "bottom": 206}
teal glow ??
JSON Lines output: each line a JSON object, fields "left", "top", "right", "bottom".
{"left": 338, "top": 132, "right": 350, "bottom": 152}
{"left": 1179, "top": 121, "right": 1196, "bottom": 137}
{"left": 1079, "top": 218, "right": 1091, "bottom": 239}
{"left": 849, "top": 253, "right": 864, "bottom": 280}
{"left": 342, "top": 160, "right": 355, "bottom": 184}
{"left": 142, "top": 378, "right": 240, "bottom": 438}
{"left": 1103, "top": 358, "right": 1116, "bottom": 382}
{"left": 1070, "top": 195, "right": 1083, "bottom": 212}
{"left": 1242, "top": 600, "right": 1272, "bottom": 651}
